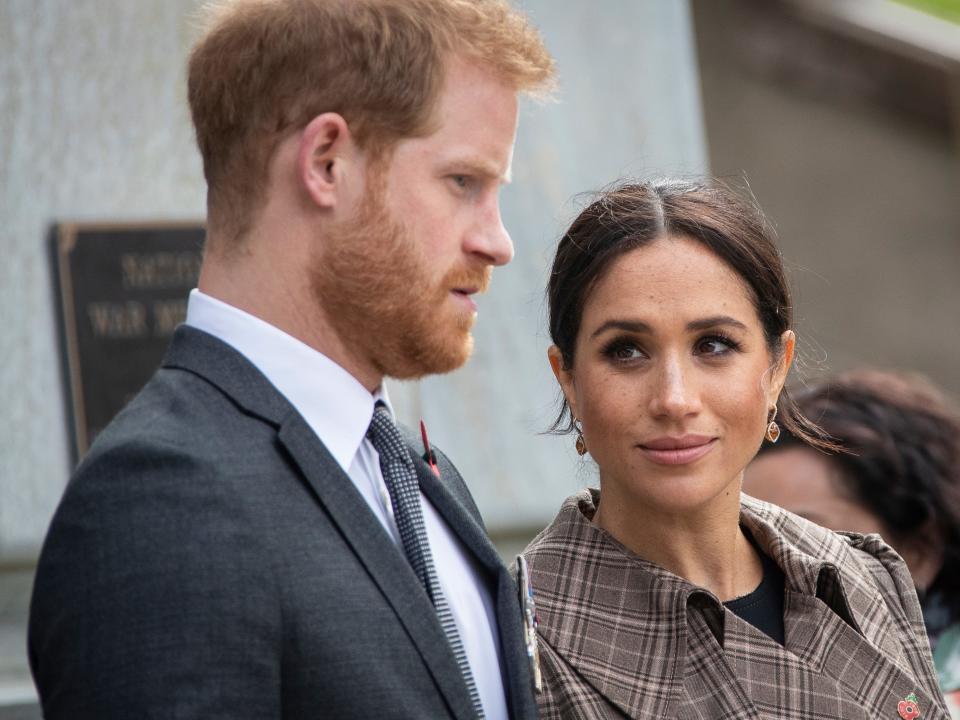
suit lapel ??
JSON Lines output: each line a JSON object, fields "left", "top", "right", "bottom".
{"left": 164, "top": 327, "right": 478, "bottom": 720}
{"left": 414, "top": 460, "right": 501, "bottom": 576}
{"left": 281, "top": 414, "right": 481, "bottom": 720}
{"left": 412, "top": 455, "right": 538, "bottom": 720}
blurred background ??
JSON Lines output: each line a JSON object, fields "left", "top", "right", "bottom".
{"left": 1, "top": 0, "right": 958, "bottom": 715}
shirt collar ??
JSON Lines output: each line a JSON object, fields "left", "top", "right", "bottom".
{"left": 185, "top": 289, "right": 390, "bottom": 472}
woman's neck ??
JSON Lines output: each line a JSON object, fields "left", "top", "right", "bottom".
{"left": 592, "top": 478, "right": 763, "bottom": 601}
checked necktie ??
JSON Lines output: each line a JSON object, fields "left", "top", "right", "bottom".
{"left": 366, "top": 402, "right": 486, "bottom": 719}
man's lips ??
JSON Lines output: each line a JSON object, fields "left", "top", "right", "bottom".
{"left": 450, "top": 288, "right": 478, "bottom": 312}
{"left": 638, "top": 435, "right": 717, "bottom": 465}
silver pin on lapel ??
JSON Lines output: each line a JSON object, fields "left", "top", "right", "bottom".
{"left": 516, "top": 554, "right": 543, "bottom": 692}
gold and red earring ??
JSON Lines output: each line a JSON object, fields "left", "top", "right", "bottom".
{"left": 574, "top": 420, "right": 587, "bottom": 456}
{"left": 766, "top": 406, "right": 781, "bottom": 443}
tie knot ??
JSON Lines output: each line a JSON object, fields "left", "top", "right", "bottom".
{"left": 366, "top": 402, "right": 407, "bottom": 462}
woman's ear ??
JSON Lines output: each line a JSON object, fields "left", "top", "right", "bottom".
{"left": 298, "top": 112, "right": 355, "bottom": 209}
{"left": 768, "top": 330, "right": 796, "bottom": 404}
{"left": 548, "top": 345, "right": 578, "bottom": 418}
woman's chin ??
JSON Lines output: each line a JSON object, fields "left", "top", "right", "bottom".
{"left": 604, "top": 473, "right": 741, "bottom": 519}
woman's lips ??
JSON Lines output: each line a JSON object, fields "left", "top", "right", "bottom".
{"left": 638, "top": 436, "right": 717, "bottom": 465}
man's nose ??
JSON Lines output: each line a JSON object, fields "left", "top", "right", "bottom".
{"left": 465, "top": 197, "right": 514, "bottom": 266}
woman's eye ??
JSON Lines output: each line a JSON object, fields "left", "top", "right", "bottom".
{"left": 605, "top": 342, "right": 645, "bottom": 362}
{"left": 696, "top": 335, "right": 738, "bottom": 356}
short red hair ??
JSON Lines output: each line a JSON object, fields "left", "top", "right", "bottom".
{"left": 187, "top": 0, "right": 554, "bottom": 245}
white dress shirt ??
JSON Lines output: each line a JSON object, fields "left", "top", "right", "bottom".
{"left": 185, "top": 289, "right": 508, "bottom": 720}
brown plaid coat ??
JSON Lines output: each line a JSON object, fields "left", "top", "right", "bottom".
{"left": 522, "top": 489, "right": 949, "bottom": 719}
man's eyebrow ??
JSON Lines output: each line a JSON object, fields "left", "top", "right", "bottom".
{"left": 440, "top": 156, "right": 512, "bottom": 183}
{"left": 590, "top": 315, "right": 748, "bottom": 340}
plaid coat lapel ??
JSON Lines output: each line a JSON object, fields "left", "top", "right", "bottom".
{"left": 524, "top": 490, "right": 950, "bottom": 720}
{"left": 739, "top": 495, "right": 905, "bottom": 668}
{"left": 524, "top": 491, "right": 690, "bottom": 719}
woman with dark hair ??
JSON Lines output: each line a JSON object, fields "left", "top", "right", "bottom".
{"left": 745, "top": 370, "right": 960, "bottom": 715}
{"left": 521, "top": 179, "right": 949, "bottom": 719}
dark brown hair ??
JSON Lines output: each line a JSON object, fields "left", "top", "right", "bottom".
{"left": 187, "top": 0, "right": 555, "bottom": 247}
{"left": 757, "top": 370, "right": 960, "bottom": 610}
{"left": 547, "top": 178, "right": 833, "bottom": 450}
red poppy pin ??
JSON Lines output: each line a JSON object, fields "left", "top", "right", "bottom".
{"left": 898, "top": 692, "right": 920, "bottom": 720}
{"left": 420, "top": 420, "right": 441, "bottom": 478}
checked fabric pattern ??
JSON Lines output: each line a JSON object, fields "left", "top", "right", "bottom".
{"left": 367, "top": 402, "right": 485, "bottom": 719}
{"left": 523, "top": 489, "right": 950, "bottom": 720}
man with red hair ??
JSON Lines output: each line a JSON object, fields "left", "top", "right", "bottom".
{"left": 29, "top": 1, "right": 554, "bottom": 718}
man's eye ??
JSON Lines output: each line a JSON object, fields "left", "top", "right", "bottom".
{"left": 451, "top": 175, "right": 469, "bottom": 189}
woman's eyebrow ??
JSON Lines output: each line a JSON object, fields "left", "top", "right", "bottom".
{"left": 590, "top": 319, "right": 652, "bottom": 339}
{"left": 686, "top": 315, "right": 748, "bottom": 332}
{"left": 590, "top": 315, "right": 748, "bottom": 339}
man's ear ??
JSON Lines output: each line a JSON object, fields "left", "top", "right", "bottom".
{"left": 298, "top": 113, "right": 356, "bottom": 209}
{"left": 548, "top": 345, "right": 578, "bottom": 419}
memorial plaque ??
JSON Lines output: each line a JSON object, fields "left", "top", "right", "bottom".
{"left": 52, "top": 223, "right": 205, "bottom": 462}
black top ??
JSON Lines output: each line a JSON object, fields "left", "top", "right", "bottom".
{"left": 724, "top": 533, "right": 786, "bottom": 645}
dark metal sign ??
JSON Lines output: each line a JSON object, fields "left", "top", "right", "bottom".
{"left": 51, "top": 223, "right": 205, "bottom": 462}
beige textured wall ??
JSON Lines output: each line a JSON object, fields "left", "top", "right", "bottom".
{"left": 0, "top": 0, "right": 708, "bottom": 560}
{"left": 0, "top": 0, "right": 207, "bottom": 563}
{"left": 416, "top": 0, "right": 708, "bottom": 535}
{"left": 0, "top": 0, "right": 206, "bottom": 702}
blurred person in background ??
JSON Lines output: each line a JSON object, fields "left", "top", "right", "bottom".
{"left": 520, "top": 179, "right": 949, "bottom": 719}
{"left": 746, "top": 370, "right": 960, "bottom": 716}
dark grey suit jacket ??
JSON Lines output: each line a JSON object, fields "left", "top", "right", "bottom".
{"left": 28, "top": 326, "right": 537, "bottom": 720}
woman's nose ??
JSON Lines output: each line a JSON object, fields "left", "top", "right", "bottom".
{"left": 648, "top": 356, "right": 701, "bottom": 419}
